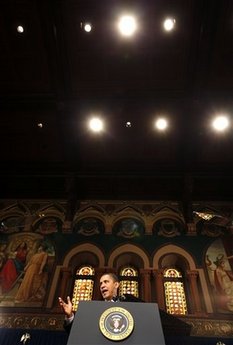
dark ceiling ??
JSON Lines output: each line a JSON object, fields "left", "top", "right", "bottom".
{"left": 0, "top": 0, "right": 232, "bottom": 201}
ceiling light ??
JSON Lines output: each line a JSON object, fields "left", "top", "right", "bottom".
{"left": 163, "top": 18, "right": 176, "bottom": 32}
{"left": 212, "top": 115, "right": 229, "bottom": 132}
{"left": 126, "top": 121, "right": 132, "bottom": 127}
{"left": 84, "top": 23, "right": 92, "bottom": 33}
{"left": 118, "top": 15, "right": 137, "bottom": 37}
{"left": 17, "top": 25, "right": 24, "bottom": 33}
{"left": 37, "top": 123, "right": 43, "bottom": 128}
{"left": 89, "top": 117, "right": 104, "bottom": 132}
{"left": 155, "top": 118, "right": 168, "bottom": 131}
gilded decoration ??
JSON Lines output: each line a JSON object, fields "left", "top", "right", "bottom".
{"left": 99, "top": 307, "right": 134, "bottom": 341}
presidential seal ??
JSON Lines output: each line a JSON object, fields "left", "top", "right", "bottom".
{"left": 99, "top": 306, "right": 134, "bottom": 341}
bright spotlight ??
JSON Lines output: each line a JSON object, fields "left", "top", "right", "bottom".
{"left": 89, "top": 117, "right": 104, "bottom": 132}
{"left": 155, "top": 118, "right": 168, "bottom": 131}
{"left": 118, "top": 15, "right": 137, "bottom": 37}
{"left": 212, "top": 115, "right": 229, "bottom": 132}
{"left": 17, "top": 25, "right": 24, "bottom": 33}
{"left": 84, "top": 23, "right": 92, "bottom": 32}
{"left": 163, "top": 18, "right": 176, "bottom": 32}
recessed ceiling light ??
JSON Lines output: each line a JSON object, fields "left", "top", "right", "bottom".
{"left": 212, "top": 115, "right": 229, "bottom": 132}
{"left": 118, "top": 15, "right": 137, "bottom": 37}
{"left": 155, "top": 118, "right": 168, "bottom": 131}
{"left": 126, "top": 121, "right": 132, "bottom": 127}
{"left": 89, "top": 117, "right": 104, "bottom": 132}
{"left": 17, "top": 25, "right": 24, "bottom": 33}
{"left": 84, "top": 23, "right": 92, "bottom": 33}
{"left": 37, "top": 123, "right": 43, "bottom": 128}
{"left": 163, "top": 18, "right": 176, "bottom": 32}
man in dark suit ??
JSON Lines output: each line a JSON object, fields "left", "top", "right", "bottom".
{"left": 59, "top": 273, "right": 142, "bottom": 332}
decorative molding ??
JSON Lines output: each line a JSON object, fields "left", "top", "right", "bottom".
{"left": 0, "top": 199, "right": 230, "bottom": 237}
{"left": 152, "top": 244, "right": 197, "bottom": 270}
{"left": 108, "top": 244, "right": 150, "bottom": 269}
{"left": 63, "top": 243, "right": 105, "bottom": 267}
{"left": 0, "top": 313, "right": 64, "bottom": 330}
{"left": 183, "top": 317, "right": 233, "bottom": 338}
{"left": 0, "top": 313, "right": 232, "bottom": 338}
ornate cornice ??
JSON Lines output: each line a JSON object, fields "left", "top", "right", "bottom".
{"left": 183, "top": 317, "right": 233, "bottom": 338}
{"left": 0, "top": 313, "right": 64, "bottom": 330}
{"left": 0, "top": 313, "right": 233, "bottom": 338}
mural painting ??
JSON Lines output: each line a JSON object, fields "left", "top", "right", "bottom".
{"left": 0, "top": 235, "right": 55, "bottom": 307}
{"left": 206, "top": 238, "right": 233, "bottom": 313}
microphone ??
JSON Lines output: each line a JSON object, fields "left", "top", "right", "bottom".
{"left": 119, "top": 295, "right": 126, "bottom": 301}
{"left": 112, "top": 295, "right": 126, "bottom": 302}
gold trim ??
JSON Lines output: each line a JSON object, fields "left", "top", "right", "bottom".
{"left": 99, "top": 307, "right": 134, "bottom": 341}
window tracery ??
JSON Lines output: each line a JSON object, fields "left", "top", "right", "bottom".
{"left": 119, "top": 266, "right": 139, "bottom": 298}
{"left": 71, "top": 265, "right": 95, "bottom": 311}
{"left": 163, "top": 268, "right": 187, "bottom": 315}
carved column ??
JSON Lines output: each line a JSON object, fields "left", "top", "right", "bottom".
{"left": 153, "top": 269, "right": 165, "bottom": 310}
{"left": 186, "top": 270, "right": 202, "bottom": 314}
{"left": 140, "top": 269, "right": 151, "bottom": 302}
{"left": 187, "top": 223, "right": 197, "bottom": 236}
{"left": 59, "top": 267, "right": 73, "bottom": 299}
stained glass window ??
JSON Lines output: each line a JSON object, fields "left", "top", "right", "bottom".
{"left": 164, "top": 268, "right": 187, "bottom": 315}
{"left": 119, "top": 267, "right": 139, "bottom": 298}
{"left": 71, "top": 266, "right": 95, "bottom": 311}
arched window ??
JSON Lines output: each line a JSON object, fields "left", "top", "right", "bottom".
{"left": 119, "top": 266, "right": 139, "bottom": 298}
{"left": 163, "top": 268, "right": 187, "bottom": 315}
{"left": 71, "top": 265, "right": 95, "bottom": 311}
